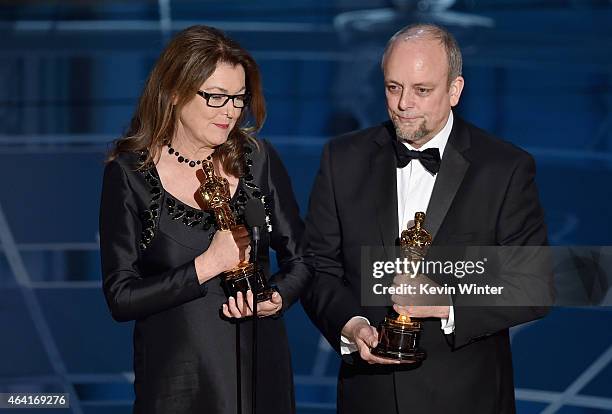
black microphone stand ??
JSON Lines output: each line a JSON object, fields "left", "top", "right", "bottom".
{"left": 244, "top": 199, "right": 266, "bottom": 414}
{"left": 250, "top": 225, "right": 260, "bottom": 414}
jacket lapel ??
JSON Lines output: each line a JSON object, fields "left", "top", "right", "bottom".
{"left": 371, "top": 122, "right": 399, "bottom": 256}
{"left": 425, "top": 116, "right": 471, "bottom": 242}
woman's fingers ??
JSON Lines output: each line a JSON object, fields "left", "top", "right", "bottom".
{"left": 227, "top": 296, "right": 243, "bottom": 318}
{"left": 246, "top": 290, "right": 255, "bottom": 313}
{"left": 255, "top": 292, "right": 282, "bottom": 316}
{"left": 237, "top": 291, "right": 252, "bottom": 316}
{"left": 222, "top": 303, "right": 232, "bottom": 318}
{"left": 269, "top": 291, "right": 282, "bottom": 305}
{"left": 224, "top": 291, "right": 283, "bottom": 319}
{"left": 232, "top": 226, "right": 251, "bottom": 247}
{"left": 225, "top": 292, "right": 253, "bottom": 318}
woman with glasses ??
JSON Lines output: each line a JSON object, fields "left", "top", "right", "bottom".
{"left": 99, "top": 25, "right": 309, "bottom": 413}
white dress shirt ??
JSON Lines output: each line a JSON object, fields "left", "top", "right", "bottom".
{"left": 341, "top": 112, "right": 456, "bottom": 355}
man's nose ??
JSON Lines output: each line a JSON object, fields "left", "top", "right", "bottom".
{"left": 398, "top": 90, "right": 415, "bottom": 111}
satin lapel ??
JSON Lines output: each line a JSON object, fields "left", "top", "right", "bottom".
{"left": 425, "top": 119, "right": 471, "bottom": 242}
{"left": 371, "top": 127, "right": 399, "bottom": 256}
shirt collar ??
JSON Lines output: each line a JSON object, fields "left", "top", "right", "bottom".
{"left": 404, "top": 110, "right": 453, "bottom": 159}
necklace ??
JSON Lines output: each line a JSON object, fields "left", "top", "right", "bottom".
{"left": 166, "top": 143, "right": 212, "bottom": 168}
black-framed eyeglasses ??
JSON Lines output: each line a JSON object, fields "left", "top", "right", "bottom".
{"left": 196, "top": 90, "right": 249, "bottom": 108}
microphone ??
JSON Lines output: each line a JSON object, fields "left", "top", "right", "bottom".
{"left": 244, "top": 198, "right": 266, "bottom": 260}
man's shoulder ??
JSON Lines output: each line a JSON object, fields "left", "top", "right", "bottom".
{"left": 326, "top": 122, "right": 392, "bottom": 155}
{"left": 457, "top": 117, "right": 534, "bottom": 166}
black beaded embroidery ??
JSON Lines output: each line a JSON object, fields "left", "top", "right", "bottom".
{"left": 139, "top": 160, "right": 162, "bottom": 251}
{"left": 166, "top": 197, "right": 206, "bottom": 227}
{"left": 138, "top": 143, "right": 273, "bottom": 251}
{"left": 240, "top": 144, "right": 273, "bottom": 232}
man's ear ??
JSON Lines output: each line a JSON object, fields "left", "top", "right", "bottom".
{"left": 449, "top": 76, "right": 464, "bottom": 107}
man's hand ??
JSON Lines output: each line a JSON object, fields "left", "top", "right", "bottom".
{"left": 393, "top": 304, "right": 450, "bottom": 319}
{"left": 390, "top": 272, "right": 451, "bottom": 319}
{"left": 341, "top": 317, "right": 403, "bottom": 365}
{"left": 391, "top": 274, "right": 450, "bottom": 308}
{"left": 222, "top": 290, "right": 283, "bottom": 318}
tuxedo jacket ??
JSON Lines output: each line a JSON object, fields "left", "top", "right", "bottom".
{"left": 302, "top": 116, "right": 552, "bottom": 414}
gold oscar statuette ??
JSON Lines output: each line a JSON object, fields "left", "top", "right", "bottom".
{"left": 371, "top": 212, "right": 430, "bottom": 362}
{"left": 198, "top": 160, "right": 274, "bottom": 303}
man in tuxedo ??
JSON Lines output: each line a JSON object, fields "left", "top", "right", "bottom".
{"left": 302, "top": 23, "right": 552, "bottom": 413}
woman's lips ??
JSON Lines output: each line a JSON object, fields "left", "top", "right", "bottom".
{"left": 213, "top": 123, "right": 229, "bottom": 129}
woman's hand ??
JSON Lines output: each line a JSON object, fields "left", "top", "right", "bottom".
{"left": 194, "top": 226, "right": 251, "bottom": 283}
{"left": 222, "top": 290, "right": 283, "bottom": 319}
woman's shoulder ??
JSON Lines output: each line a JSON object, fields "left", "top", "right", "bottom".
{"left": 102, "top": 151, "right": 159, "bottom": 212}
{"left": 245, "top": 137, "right": 281, "bottom": 166}
{"left": 103, "top": 151, "right": 156, "bottom": 195}
{"left": 106, "top": 151, "right": 147, "bottom": 172}
{"left": 243, "top": 137, "right": 291, "bottom": 193}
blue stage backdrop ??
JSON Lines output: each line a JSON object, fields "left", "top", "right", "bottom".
{"left": 0, "top": 1, "right": 610, "bottom": 413}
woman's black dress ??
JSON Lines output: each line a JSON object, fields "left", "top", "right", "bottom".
{"left": 99, "top": 139, "right": 310, "bottom": 413}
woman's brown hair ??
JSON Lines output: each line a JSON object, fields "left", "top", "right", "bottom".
{"left": 107, "top": 25, "right": 265, "bottom": 176}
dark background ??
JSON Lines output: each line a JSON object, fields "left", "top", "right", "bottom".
{"left": 0, "top": 1, "right": 610, "bottom": 413}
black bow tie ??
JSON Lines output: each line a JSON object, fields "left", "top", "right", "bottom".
{"left": 392, "top": 140, "right": 441, "bottom": 174}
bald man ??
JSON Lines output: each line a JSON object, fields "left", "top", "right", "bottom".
{"left": 302, "top": 23, "right": 551, "bottom": 414}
